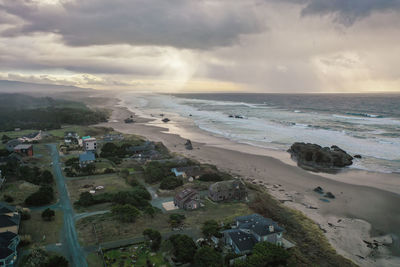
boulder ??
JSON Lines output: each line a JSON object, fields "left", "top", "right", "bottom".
{"left": 162, "top": 118, "right": 170, "bottom": 123}
{"left": 354, "top": 154, "right": 362, "bottom": 159}
{"left": 288, "top": 142, "right": 353, "bottom": 172}
{"left": 313, "top": 186, "right": 324, "bottom": 194}
{"left": 185, "top": 139, "right": 193, "bottom": 150}
{"left": 324, "top": 192, "right": 335, "bottom": 199}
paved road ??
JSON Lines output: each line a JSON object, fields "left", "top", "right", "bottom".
{"left": 49, "top": 144, "right": 88, "bottom": 267}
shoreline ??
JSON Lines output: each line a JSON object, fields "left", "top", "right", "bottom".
{"left": 94, "top": 94, "right": 400, "bottom": 266}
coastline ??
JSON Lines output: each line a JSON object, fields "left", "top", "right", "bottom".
{"left": 95, "top": 94, "right": 400, "bottom": 266}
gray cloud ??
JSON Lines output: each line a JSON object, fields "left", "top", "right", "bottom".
{"left": 0, "top": 0, "right": 263, "bottom": 49}
{"left": 281, "top": 0, "right": 400, "bottom": 25}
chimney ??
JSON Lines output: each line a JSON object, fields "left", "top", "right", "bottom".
{"left": 269, "top": 225, "right": 274, "bottom": 232}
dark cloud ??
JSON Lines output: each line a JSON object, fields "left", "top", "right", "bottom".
{"left": 282, "top": 0, "right": 400, "bottom": 25}
{"left": 0, "top": 0, "right": 263, "bottom": 49}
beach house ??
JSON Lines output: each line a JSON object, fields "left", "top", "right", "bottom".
{"left": 208, "top": 179, "right": 246, "bottom": 202}
{"left": 0, "top": 202, "right": 20, "bottom": 266}
{"left": 223, "top": 214, "right": 284, "bottom": 254}
{"left": 174, "top": 188, "right": 201, "bottom": 210}
{"left": 82, "top": 136, "right": 97, "bottom": 151}
{"left": 13, "top": 144, "right": 33, "bottom": 157}
{"left": 79, "top": 152, "right": 96, "bottom": 167}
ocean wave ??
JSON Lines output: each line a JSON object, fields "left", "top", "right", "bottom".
{"left": 346, "top": 112, "right": 383, "bottom": 118}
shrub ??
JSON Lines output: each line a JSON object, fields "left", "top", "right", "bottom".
{"left": 25, "top": 186, "right": 54, "bottom": 206}
{"left": 143, "top": 228, "right": 162, "bottom": 251}
{"left": 159, "top": 176, "right": 183, "bottom": 190}
{"left": 41, "top": 208, "right": 55, "bottom": 221}
{"left": 75, "top": 192, "right": 96, "bottom": 207}
{"left": 169, "top": 234, "right": 197, "bottom": 263}
{"left": 194, "top": 246, "right": 222, "bottom": 267}
{"left": 169, "top": 213, "right": 185, "bottom": 228}
{"left": 199, "top": 173, "right": 223, "bottom": 182}
{"left": 111, "top": 204, "right": 140, "bottom": 222}
{"left": 201, "top": 220, "right": 221, "bottom": 238}
{"left": 3, "top": 194, "right": 13, "bottom": 203}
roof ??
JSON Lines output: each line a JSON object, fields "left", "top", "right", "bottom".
{"left": 175, "top": 188, "right": 198, "bottom": 202}
{"left": 0, "top": 203, "right": 16, "bottom": 214}
{"left": 79, "top": 152, "right": 95, "bottom": 162}
{"left": 83, "top": 137, "right": 96, "bottom": 142}
{"left": 0, "top": 247, "right": 14, "bottom": 259}
{"left": 0, "top": 214, "right": 19, "bottom": 228}
{"left": 209, "top": 180, "right": 245, "bottom": 192}
{"left": 82, "top": 136, "right": 91, "bottom": 140}
{"left": 236, "top": 214, "right": 284, "bottom": 235}
{"left": 13, "top": 144, "right": 32, "bottom": 150}
{"left": 6, "top": 140, "right": 20, "bottom": 147}
{"left": 224, "top": 229, "right": 257, "bottom": 252}
{"left": 0, "top": 232, "right": 17, "bottom": 248}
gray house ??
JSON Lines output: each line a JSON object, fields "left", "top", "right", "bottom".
{"left": 79, "top": 152, "right": 96, "bottom": 167}
{"left": 208, "top": 180, "right": 246, "bottom": 202}
{"left": 174, "top": 188, "right": 200, "bottom": 210}
{"left": 223, "top": 214, "right": 284, "bottom": 254}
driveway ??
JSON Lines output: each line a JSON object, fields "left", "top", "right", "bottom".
{"left": 49, "top": 144, "right": 88, "bottom": 267}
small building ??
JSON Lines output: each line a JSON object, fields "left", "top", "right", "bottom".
{"left": 82, "top": 137, "right": 97, "bottom": 151}
{"left": 0, "top": 203, "right": 20, "bottom": 235}
{"left": 223, "top": 214, "right": 284, "bottom": 255}
{"left": 64, "top": 131, "right": 79, "bottom": 145}
{"left": 79, "top": 152, "right": 95, "bottom": 167}
{"left": 13, "top": 144, "right": 33, "bottom": 157}
{"left": 174, "top": 188, "right": 201, "bottom": 210}
{"left": 171, "top": 166, "right": 202, "bottom": 179}
{"left": 208, "top": 180, "right": 246, "bottom": 202}
{"left": 18, "top": 131, "right": 42, "bottom": 143}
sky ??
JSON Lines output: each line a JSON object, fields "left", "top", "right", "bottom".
{"left": 0, "top": 0, "right": 400, "bottom": 93}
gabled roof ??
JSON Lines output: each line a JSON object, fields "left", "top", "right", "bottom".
{"left": 6, "top": 139, "right": 21, "bottom": 147}
{"left": 0, "top": 247, "right": 14, "bottom": 259}
{"left": 13, "top": 144, "right": 32, "bottom": 150}
{"left": 79, "top": 152, "right": 95, "bottom": 162}
{"left": 224, "top": 229, "right": 256, "bottom": 252}
{"left": 0, "top": 203, "right": 16, "bottom": 214}
{"left": 209, "top": 179, "right": 245, "bottom": 192}
{"left": 0, "top": 232, "right": 18, "bottom": 248}
{"left": 174, "top": 188, "right": 197, "bottom": 202}
{"left": 236, "top": 214, "right": 284, "bottom": 235}
{"left": 0, "top": 214, "right": 20, "bottom": 228}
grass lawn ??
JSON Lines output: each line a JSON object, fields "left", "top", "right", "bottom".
{"left": 66, "top": 174, "right": 132, "bottom": 209}
{"left": 104, "top": 245, "right": 170, "bottom": 267}
{"left": 0, "top": 181, "right": 39, "bottom": 205}
{"left": 87, "top": 253, "right": 104, "bottom": 267}
{"left": 19, "top": 210, "right": 63, "bottom": 246}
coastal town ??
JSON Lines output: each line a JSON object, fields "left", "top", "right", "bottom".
{"left": 0, "top": 92, "right": 361, "bottom": 267}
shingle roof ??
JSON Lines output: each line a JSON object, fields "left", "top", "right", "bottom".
{"left": 224, "top": 229, "right": 256, "bottom": 252}
{"left": 236, "top": 214, "right": 284, "bottom": 235}
{"left": 209, "top": 179, "right": 244, "bottom": 192}
{"left": 0, "top": 203, "right": 16, "bottom": 214}
{"left": 175, "top": 188, "right": 197, "bottom": 202}
{"left": 0, "top": 215, "right": 19, "bottom": 228}
{"left": 0, "top": 232, "right": 17, "bottom": 248}
{"left": 0, "top": 247, "right": 14, "bottom": 259}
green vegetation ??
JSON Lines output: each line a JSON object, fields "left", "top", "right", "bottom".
{"left": 143, "top": 228, "right": 162, "bottom": 251}
{"left": 249, "top": 191, "right": 356, "bottom": 266}
{"left": 169, "top": 234, "right": 197, "bottom": 263}
{"left": 194, "top": 246, "right": 223, "bottom": 267}
{"left": 159, "top": 175, "right": 183, "bottom": 190}
{"left": 169, "top": 213, "right": 186, "bottom": 228}
{"left": 0, "top": 93, "right": 107, "bottom": 131}
{"left": 21, "top": 247, "right": 68, "bottom": 267}
{"left": 201, "top": 220, "right": 221, "bottom": 238}
{"left": 199, "top": 173, "right": 223, "bottom": 182}
{"left": 25, "top": 185, "right": 54, "bottom": 206}
{"left": 41, "top": 208, "right": 55, "bottom": 221}
{"left": 17, "top": 166, "right": 54, "bottom": 185}
{"left": 111, "top": 204, "right": 140, "bottom": 223}
{"left": 234, "top": 242, "right": 289, "bottom": 267}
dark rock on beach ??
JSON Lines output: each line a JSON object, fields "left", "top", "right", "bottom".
{"left": 313, "top": 186, "right": 324, "bottom": 194}
{"left": 185, "top": 139, "right": 193, "bottom": 150}
{"left": 288, "top": 142, "right": 353, "bottom": 173}
{"left": 324, "top": 192, "right": 335, "bottom": 199}
{"left": 162, "top": 118, "right": 170, "bottom": 123}
{"left": 354, "top": 154, "right": 362, "bottom": 159}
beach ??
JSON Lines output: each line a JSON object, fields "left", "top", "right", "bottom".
{"left": 95, "top": 94, "right": 400, "bottom": 267}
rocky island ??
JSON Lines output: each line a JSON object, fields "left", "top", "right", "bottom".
{"left": 288, "top": 142, "right": 353, "bottom": 173}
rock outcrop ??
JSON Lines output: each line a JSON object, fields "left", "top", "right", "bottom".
{"left": 185, "top": 139, "right": 193, "bottom": 150}
{"left": 288, "top": 142, "right": 353, "bottom": 172}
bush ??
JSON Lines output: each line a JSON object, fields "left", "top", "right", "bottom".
{"left": 19, "top": 234, "right": 32, "bottom": 246}
{"left": 120, "top": 169, "right": 129, "bottom": 178}
{"left": 75, "top": 192, "right": 96, "bottom": 207}
{"left": 194, "top": 246, "right": 222, "bottom": 267}
{"left": 201, "top": 220, "right": 221, "bottom": 238}
{"left": 25, "top": 186, "right": 54, "bottom": 206}
{"left": 199, "top": 173, "right": 223, "bottom": 182}
{"left": 143, "top": 228, "right": 162, "bottom": 251}
{"left": 159, "top": 176, "right": 183, "bottom": 190}
{"left": 20, "top": 208, "right": 31, "bottom": 220}
{"left": 169, "top": 213, "right": 185, "bottom": 228}
{"left": 46, "top": 256, "right": 68, "bottom": 267}
{"left": 3, "top": 194, "right": 13, "bottom": 203}
{"left": 111, "top": 204, "right": 140, "bottom": 222}
{"left": 41, "top": 208, "right": 55, "bottom": 221}
{"left": 169, "top": 234, "right": 197, "bottom": 263}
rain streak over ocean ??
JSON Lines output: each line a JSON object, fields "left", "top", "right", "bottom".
{"left": 121, "top": 93, "right": 400, "bottom": 174}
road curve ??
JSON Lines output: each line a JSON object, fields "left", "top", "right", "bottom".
{"left": 49, "top": 144, "right": 88, "bottom": 267}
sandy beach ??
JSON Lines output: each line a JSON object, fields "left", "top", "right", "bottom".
{"left": 95, "top": 95, "right": 400, "bottom": 267}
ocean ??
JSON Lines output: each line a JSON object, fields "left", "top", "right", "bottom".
{"left": 120, "top": 92, "right": 400, "bottom": 174}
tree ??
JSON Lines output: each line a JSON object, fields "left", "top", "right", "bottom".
{"left": 75, "top": 192, "right": 96, "bottom": 207}
{"left": 169, "top": 234, "right": 197, "bottom": 263}
{"left": 240, "top": 242, "right": 290, "bottom": 267}
{"left": 45, "top": 255, "right": 68, "bottom": 267}
{"left": 194, "top": 246, "right": 222, "bottom": 267}
{"left": 143, "top": 228, "right": 162, "bottom": 251}
{"left": 25, "top": 186, "right": 54, "bottom": 206}
{"left": 120, "top": 168, "right": 129, "bottom": 178}
{"left": 144, "top": 206, "right": 156, "bottom": 218}
{"left": 159, "top": 176, "right": 183, "bottom": 190}
{"left": 41, "top": 208, "right": 55, "bottom": 221}
{"left": 201, "top": 220, "right": 220, "bottom": 238}
{"left": 144, "top": 162, "right": 164, "bottom": 183}
{"left": 169, "top": 213, "right": 185, "bottom": 228}
{"left": 111, "top": 204, "right": 140, "bottom": 222}
{"left": 40, "top": 170, "right": 54, "bottom": 184}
